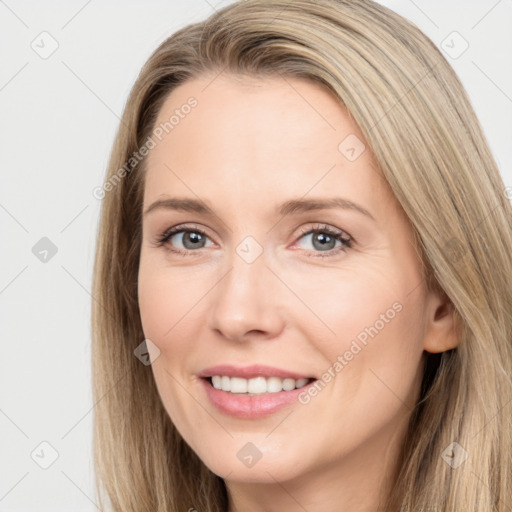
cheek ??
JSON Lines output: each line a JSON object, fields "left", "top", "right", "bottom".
{"left": 137, "top": 261, "right": 202, "bottom": 428}
{"left": 286, "top": 258, "right": 424, "bottom": 351}
{"left": 290, "top": 260, "right": 427, "bottom": 405}
{"left": 137, "top": 256, "right": 201, "bottom": 343}
{"left": 138, "top": 276, "right": 169, "bottom": 344}
{"left": 293, "top": 282, "right": 425, "bottom": 458}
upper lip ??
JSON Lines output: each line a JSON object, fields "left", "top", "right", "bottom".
{"left": 198, "top": 364, "right": 315, "bottom": 380}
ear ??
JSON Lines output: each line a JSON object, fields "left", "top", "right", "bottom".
{"left": 423, "top": 288, "right": 460, "bottom": 354}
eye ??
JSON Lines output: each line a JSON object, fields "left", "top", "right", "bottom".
{"left": 294, "top": 224, "right": 353, "bottom": 258}
{"left": 155, "top": 224, "right": 214, "bottom": 255}
{"left": 153, "top": 223, "right": 354, "bottom": 259}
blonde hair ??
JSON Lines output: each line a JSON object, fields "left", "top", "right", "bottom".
{"left": 91, "top": 0, "right": 512, "bottom": 510}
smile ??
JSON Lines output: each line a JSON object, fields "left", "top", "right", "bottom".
{"left": 209, "top": 375, "right": 313, "bottom": 395}
{"left": 200, "top": 376, "right": 319, "bottom": 419}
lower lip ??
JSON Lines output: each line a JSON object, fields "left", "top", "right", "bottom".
{"left": 200, "top": 377, "right": 317, "bottom": 419}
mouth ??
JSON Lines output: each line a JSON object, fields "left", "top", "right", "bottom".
{"left": 200, "top": 374, "right": 319, "bottom": 418}
{"left": 198, "top": 364, "right": 319, "bottom": 417}
{"left": 202, "top": 375, "right": 317, "bottom": 396}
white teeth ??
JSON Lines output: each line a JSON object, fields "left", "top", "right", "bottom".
{"left": 282, "top": 378, "right": 296, "bottom": 391}
{"left": 221, "top": 375, "right": 231, "bottom": 391}
{"left": 267, "top": 377, "right": 283, "bottom": 393}
{"left": 230, "top": 377, "right": 248, "bottom": 393}
{"left": 209, "top": 375, "right": 312, "bottom": 394}
{"left": 295, "top": 378, "right": 309, "bottom": 388}
{"left": 247, "top": 376, "right": 266, "bottom": 394}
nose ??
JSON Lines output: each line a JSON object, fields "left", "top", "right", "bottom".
{"left": 207, "top": 246, "right": 286, "bottom": 343}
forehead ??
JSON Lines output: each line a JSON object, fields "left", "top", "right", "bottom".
{"left": 143, "top": 73, "right": 395, "bottom": 216}
{"left": 149, "top": 73, "right": 359, "bottom": 159}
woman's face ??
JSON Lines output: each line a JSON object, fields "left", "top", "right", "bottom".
{"left": 138, "top": 73, "right": 451, "bottom": 487}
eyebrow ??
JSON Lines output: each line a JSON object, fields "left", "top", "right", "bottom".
{"left": 143, "top": 196, "right": 375, "bottom": 221}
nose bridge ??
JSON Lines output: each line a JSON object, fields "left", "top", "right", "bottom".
{"left": 208, "top": 235, "right": 284, "bottom": 341}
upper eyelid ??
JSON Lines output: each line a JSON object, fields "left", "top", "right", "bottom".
{"left": 298, "top": 223, "right": 349, "bottom": 237}
{"left": 164, "top": 222, "right": 345, "bottom": 235}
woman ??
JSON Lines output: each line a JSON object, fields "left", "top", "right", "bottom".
{"left": 91, "top": 1, "right": 512, "bottom": 510}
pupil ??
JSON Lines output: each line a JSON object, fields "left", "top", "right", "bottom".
{"left": 184, "top": 232, "right": 203, "bottom": 248}
{"left": 314, "top": 233, "right": 334, "bottom": 250}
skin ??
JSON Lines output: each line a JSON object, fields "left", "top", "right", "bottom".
{"left": 137, "top": 73, "right": 458, "bottom": 512}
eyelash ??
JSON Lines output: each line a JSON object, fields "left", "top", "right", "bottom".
{"left": 154, "top": 223, "right": 354, "bottom": 259}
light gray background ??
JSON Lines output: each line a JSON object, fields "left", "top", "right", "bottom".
{"left": 1, "top": 1, "right": 511, "bottom": 510}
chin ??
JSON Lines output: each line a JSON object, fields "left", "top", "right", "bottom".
{"left": 193, "top": 442, "right": 309, "bottom": 483}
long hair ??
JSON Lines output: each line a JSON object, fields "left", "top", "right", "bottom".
{"left": 91, "top": 1, "right": 512, "bottom": 510}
